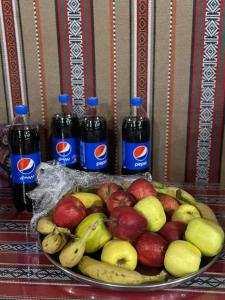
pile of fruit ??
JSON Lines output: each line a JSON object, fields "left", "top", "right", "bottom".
{"left": 37, "top": 178, "right": 224, "bottom": 285}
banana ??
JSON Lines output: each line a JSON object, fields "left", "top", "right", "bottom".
{"left": 42, "top": 232, "right": 68, "bottom": 254}
{"left": 59, "top": 220, "right": 100, "bottom": 268}
{"left": 37, "top": 216, "right": 56, "bottom": 235}
{"left": 176, "top": 189, "right": 196, "bottom": 205}
{"left": 155, "top": 186, "right": 178, "bottom": 198}
{"left": 71, "top": 192, "right": 104, "bottom": 208}
{"left": 151, "top": 180, "right": 164, "bottom": 189}
{"left": 195, "top": 202, "right": 219, "bottom": 224}
{"left": 78, "top": 256, "right": 168, "bottom": 285}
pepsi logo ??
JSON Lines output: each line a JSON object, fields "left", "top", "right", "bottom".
{"left": 133, "top": 145, "right": 148, "bottom": 161}
{"left": 17, "top": 158, "right": 35, "bottom": 174}
{"left": 94, "top": 144, "right": 107, "bottom": 160}
{"left": 56, "top": 142, "right": 71, "bottom": 157}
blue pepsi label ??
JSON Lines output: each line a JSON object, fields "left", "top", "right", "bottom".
{"left": 52, "top": 138, "right": 77, "bottom": 166}
{"left": 10, "top": 152, "right": 41, "bottom": 184}
{"left": 80, "top": 141, "right": 108, "bottom": 170}
{"left": 122, "top": 141, "right": 150, "bottom": 170}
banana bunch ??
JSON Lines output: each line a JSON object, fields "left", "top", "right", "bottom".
{"left": 78, "top": 256, "right": 167, "bottom": 285}
{"left": 42, "top": 232, "right": 68, "bottom": 254}
{"left": 59, "top": 220, "right": 100, "bottom": 268}
{"left": 154, "top": 183, "right": 218, "bottom": 223}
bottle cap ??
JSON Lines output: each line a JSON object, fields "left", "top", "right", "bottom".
{"left": 59, "top": 94, "right": 70, "bottom": 103}
{"left": 130, "top": 97, "right": 142, "bottom": 106}
{"left": 15, "top": 105, "right": 29, "bottom": 115}
{"left": 87, "top": 97, "right": 99, "bottom": 106}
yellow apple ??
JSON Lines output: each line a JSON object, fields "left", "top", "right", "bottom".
{"left": 164, "top": 240, "right": 201, "bottom": 277}
{"left": 171, "top": 204, "right": 201, "bottom": 224}
{"left": 185, "top": 217, "right": 224, "bottom": 256}
{"left": 75, "top": 212, "right": 112, "bottom": 253}
{"left": 134, "top": 196, "right": 166, "bottom": 232}
{"left": 101, "top": 239, "right": 138, "bottom": 270}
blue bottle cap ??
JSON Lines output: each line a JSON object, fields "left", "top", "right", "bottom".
{"left": 87, "top": 97, "right": 99, "bottom": 106}
{"left": 15, "top": 105, "right": 28, "bottom": 115}
{"left": 59, "top": 94, "right": 70, "bottom": 103}
{"left": 130, "top": 97, "right": 142, "bottom": 106}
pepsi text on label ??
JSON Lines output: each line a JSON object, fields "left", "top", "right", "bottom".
{"left": 80, "top": 141, "right": 108, "bottom": 170}
{"left": 52, "top": 138, "right": 77, "bottom": 166}
{"left": 11, "top": 152, "right": 41, "bottom": 184}
{"left": 122, "top": 141, "right": 150, "bottom": 170}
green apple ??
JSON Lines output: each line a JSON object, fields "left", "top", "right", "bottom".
{"left": 185, "top": 217, "right": 224, "bottom": 256}
{"left": 75, "top": 212, "right": 112, "bottom": 253}
{"left": 164, "top": 240, "right": 201, "bottom": 277}
{"left": 134, "top": 196, "right": 166, "bottom": 232}
{"left": 101, "top": 239, "right": 138, "bottom": 270}
{"left": 171, "top": 204, "right": 201, "bottom": 224}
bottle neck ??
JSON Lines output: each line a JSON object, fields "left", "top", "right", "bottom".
{"left": 130, "top": 104, "right": 146, "bottom": 118}
{"left": 13, "top": 113, "right": 30, "bottom": 125}
{"left": 61, "top": 102, "right": 72, "bottom": 115}
{"left": 86, "top": 105, "right": 97, "bottom": 118}
{"left": 130, "top": 105, "right": 139, "bottom": 117}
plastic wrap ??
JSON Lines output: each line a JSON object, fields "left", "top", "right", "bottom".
{"left": 29, "top": 162, "right": 152, "bottom": 234}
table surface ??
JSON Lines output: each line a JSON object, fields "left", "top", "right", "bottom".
{"left": 0, "top": 184, "right": 225, "bottom": 300}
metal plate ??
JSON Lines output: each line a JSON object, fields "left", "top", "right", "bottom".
{"left": 37, "top": 233, "right": 222, "bottom": 291}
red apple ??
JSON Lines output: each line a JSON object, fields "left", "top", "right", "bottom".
{"left": 108, "top": 206, "right": 147, "bottom": 241}
{"left": 53, "top": 196, "right": 87, "bottom": 230}
{"left": 127, "top": 178, "right": 157, "bottom": 201}
{"left": 159, "top": 195, "right": 180, "bottom": 217}
{"left": 106, "top": 190, "right": 137, "bottom": 213}
{"left": 97, "top": 182, "right": 123, "bottom": 202}
{"left": 158, "top": 221, "right": 187, "bottom": 243}
{"left": 135, "top": 232, "right": 168, "bottom": 267}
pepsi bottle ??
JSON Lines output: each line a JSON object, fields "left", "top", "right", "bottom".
{"left": 79, "top": 97, "right": 108, "bottom": 172}
{"left": 122, "top": 97, "right": 150, "bottom": 175}
{"left": 52, "top": 94, "right": 79, "bottom": 169}
{"left": 8, "top": 105, "right": 41, "bottom": 211}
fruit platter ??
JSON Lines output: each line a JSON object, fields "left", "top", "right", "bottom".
{"left": 36, "top": 178, "right": 224, "bottom": 291}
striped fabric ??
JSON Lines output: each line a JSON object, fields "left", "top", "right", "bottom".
{"left": 0, "top": 0, "right": 225, "bottom": 183}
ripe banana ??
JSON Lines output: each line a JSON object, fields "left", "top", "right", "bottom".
{"left": 78, "top": 256, "right": 168, "bottom": 285}
{"left": 155, "top": 186, "right": 178, "bottom": 198}
{"left": 151, "top": 180, "right": 164, "bottom": 189}
{"left": 195, "top": 202, "right": 219, "bottom": 224}
{"left": 176, "top": 189, "right": 196, "bottom": 205}
{"left": 37, "top": 216, "right": 56, "bottom": 235}
{"left": 42, "top": 232, "right": 68, "bottom": 254}
{"left": 71, "top": 192, "right": 103, "bottom": 208}
{"left": 59, "top": 220, "right": 101, "bottom": 268}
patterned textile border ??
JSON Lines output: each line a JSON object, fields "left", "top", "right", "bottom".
{"left": 33, "top": 0, "right": 48, "bottom": 128}
{"left": 132, "top": 0, "right": 154, "bottom": 170}
{"left": 56, "top": 0, "right": 95, "bottom": 117}
{"left": 163, "top": 0, "right": 177, "bottom": 182}
{"left": 186, "top": 0, "right": 225, "bottom": 183}
{"left": 109, "top": 0, "right": 119, "bottom": 173}
{"left": 136, "top": 0, "right": 148, "bottom": 111}
{"left": 0, "top": 0, "right": 24, "bottom": 121}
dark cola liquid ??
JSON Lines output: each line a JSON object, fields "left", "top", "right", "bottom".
{"left": 52, "top": 113, "right": 79, "bottom": 169}
{"left": 8, "top": 126, "right": 40, "bottom": 211}
{"left": 122, "top": 116, "right": 150, "bottom": 175}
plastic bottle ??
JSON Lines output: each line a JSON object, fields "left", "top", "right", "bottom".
{"left": 122, "top": 97, "right": 150, "bottom": 174}
{"left": 52, "top": 94, "right": 79, "bottom": 169}
{"left": 79, "top": 97, "right": 108, "bottom": 172}
{"left": 8, "top": 105, "right": 41, "bottom": 211}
